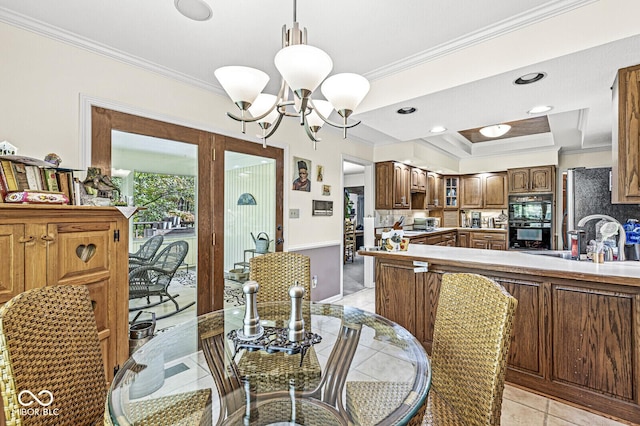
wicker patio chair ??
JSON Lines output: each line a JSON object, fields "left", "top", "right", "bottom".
{"left": 0, "top": 285, "right": 211, "bottom": 426}
{"left": 235, "top": 252, "right": 322, "bottom": 393}
{"left": 129, "top": 234, "right": 164, "bottom": 271}
{"left": 129, "top": 240, "right": 194, "bottom": 319}
{"left": 346, "top": 273, "right": 518, "bottom": 426}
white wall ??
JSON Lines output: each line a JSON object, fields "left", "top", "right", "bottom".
{"left": 0, "top": 22, "right": 374, "bottom": 249}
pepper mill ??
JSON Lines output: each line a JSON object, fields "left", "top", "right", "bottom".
{"left": 288, "top": 283, "right": 305, "bottom": 342}
{"left": 242, "top": 281, "right": 263, "bottom": 339}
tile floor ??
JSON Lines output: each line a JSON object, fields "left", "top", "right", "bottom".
{"left": 336, "top": 289, "right": 630, "bottom": 426}
{"left": 128, "top": 269, "right": 632, "bottom": 425}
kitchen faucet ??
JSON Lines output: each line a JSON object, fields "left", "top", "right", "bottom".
{"left": 576, "top": 214, "right": 626, "bottom": 261}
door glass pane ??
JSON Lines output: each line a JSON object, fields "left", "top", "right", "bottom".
{"left": 224, "top": 152, "right": 276, "bottom": 307}
{"left": 112, "top": 130, "right": 198, "bottom": 331}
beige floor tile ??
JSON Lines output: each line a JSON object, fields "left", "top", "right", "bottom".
{"left": 501, "top": 399, "right": 547, "bottom": 425}
{"left": 548, "top": 400, "right": 629, "bottom": 426}
{"left": 503, "top": 384, "right": 549, "bottom": 412}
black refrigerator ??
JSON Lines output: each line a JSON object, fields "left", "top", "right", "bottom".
{"left": 567, "top": 167, "right": 640, "bottom": 243}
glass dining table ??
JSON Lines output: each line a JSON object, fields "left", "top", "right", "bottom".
{"left": 107, "top": 302, "right": 431, "bottom": 425}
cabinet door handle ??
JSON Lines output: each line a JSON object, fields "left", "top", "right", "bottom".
{"left": 41, "top": 235, "right": 55, "bottom": 242}
{"left": 18, "top": 236, "right": 35, "bottom": 243}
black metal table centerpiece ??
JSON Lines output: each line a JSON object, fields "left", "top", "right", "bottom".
{"left": 227, "top": 281, "right": 322, "bottom": 366}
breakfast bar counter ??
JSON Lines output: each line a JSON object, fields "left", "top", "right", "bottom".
{"left": 360, "top": 245, "right": 640, "bottom": 424}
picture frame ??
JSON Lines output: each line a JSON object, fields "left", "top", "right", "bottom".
{"left": 316, "top": 165, "right": 324, "bottom": 182}
{"left": 292, "top": 157, "right": 311, "bottom": 192}
{"left": 322, "top": 184, "right": 331, "bottom": 196}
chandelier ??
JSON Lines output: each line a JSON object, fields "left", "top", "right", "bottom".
{"left": 214, "top": 0, "right": 370, "bottom": 149}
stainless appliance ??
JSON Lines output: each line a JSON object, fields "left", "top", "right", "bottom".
{"left": 471, "top": 211, "right": 481, "bottom": 228}
{"left": 413, "top": 217, "right": 439, "bottom": 231}
{"left": 508, "top": 194, "right": 553, "bottom": 249}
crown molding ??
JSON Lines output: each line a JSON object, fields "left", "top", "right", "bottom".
{"left": 365, "top": 0, "right": 598, "bottom": 81}
{"left": 0, "top": 6, "right": 226, "bottom": 96}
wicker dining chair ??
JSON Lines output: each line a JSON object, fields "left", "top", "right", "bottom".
{"left": 249, "top": 251, "right": 311, "bottom": 303}
{"left": 346, "top": 273, "right": 518, "bottom": 426}
{"left": 237, "top": 252, "right": 322, "bottom": 393}
{"left": 0, "top": 285, "right": 212, "bottom": 426}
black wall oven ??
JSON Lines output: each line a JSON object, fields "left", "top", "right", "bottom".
{"left": 508, "top": 194, "right": 553, "bottom": 250}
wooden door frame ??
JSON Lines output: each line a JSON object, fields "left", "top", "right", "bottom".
{"left": 91, "top": 107, "right": 283, "bottom": 313}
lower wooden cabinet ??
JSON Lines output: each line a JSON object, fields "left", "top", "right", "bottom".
{"left": 373, "top": 257, "right": 640, "bottom": 424}
{"left": 0, "top": 205, "right": 129, "bottom": 382}
{"left": 470, "top": 230, "right": 506, "bottom": 250}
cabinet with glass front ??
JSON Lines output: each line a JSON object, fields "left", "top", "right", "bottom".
{"left": 444, "top": 176, "right": 458, "bottom": 209}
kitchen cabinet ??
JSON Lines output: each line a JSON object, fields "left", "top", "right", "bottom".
{"left": 460, "top": 172, "right": 507, "bottom": 209}
{"left": 612, "top": 63, "right": 640, "bottom": 203}
{"left": 457, "top": 230, "right": 469, "bottom": 247}
{"left": 470, "top": 230, "right": 506, "bottom": 250}
{"left": 369, "top": 253, "right": 640, "bottom": 424}
{"left": 443, "top": 176, "right": 458, "bottom": 209}
{"left": 427, "top": 172, "right": 443, "bottom": 208}
{"left": 507, "top": 166, "right": 555, "bottom": 193}
{"left": 375, "top": 161, "right": 411, "bottom": 209}
{"left": 0, "top": 205, "right": 129, "bottom": 382}
{"left": 410, "top": 167, "right": 427, "bottom": 193}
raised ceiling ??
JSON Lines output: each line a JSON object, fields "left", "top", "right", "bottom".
{"left": 1, "top": 0, "right": 639, "bottom": 168}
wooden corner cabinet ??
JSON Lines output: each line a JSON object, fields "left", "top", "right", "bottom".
{"left": 612, "top": 63, "right": 640, "bottom": 203}
{"left": 375, "top": 161, "right": 411, "bottom": 209}
{"left": 0, "top": 205, "right": 129, "bottom": 382}
{"left": 507, "top": 166, "right": 555, "bottom": 193}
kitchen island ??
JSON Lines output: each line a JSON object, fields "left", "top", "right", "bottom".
{"left": 360, "top": 245, "right": 640, "bottom": 424}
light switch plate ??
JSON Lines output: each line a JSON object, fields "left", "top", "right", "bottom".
{"left": 289, "top": 208, "right": 300, "bottom": 219}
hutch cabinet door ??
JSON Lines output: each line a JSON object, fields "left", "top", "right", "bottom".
{"left": 45, "top": 220, "right": 119, "bottom": 381}
{"left": 0, "top": 224, "right": 26, "bottom": 303}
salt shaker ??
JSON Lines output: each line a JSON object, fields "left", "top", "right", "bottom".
{"left": 288, "top": 283, "right": 305, "bottom": 342}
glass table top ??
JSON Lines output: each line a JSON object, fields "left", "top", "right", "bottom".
{"left": 108, "top": 302, "right": 431, "bottom": 425}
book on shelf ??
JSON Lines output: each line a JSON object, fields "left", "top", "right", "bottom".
{"left": 0, "top": 155, "right": 81, "bottom": 205}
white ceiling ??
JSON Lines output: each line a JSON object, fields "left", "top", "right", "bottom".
{"left": 2, "top": 0, "right": 640, "bottom": 166}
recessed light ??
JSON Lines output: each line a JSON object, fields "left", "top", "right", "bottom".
{"left": 430, "top": 126, "right": 447, "bottom": 133}
{"left": 396, "top": 107, "right": 417, "bottom": 115}
{"left": 479, "top": 124, "right": 511, "bottom": 138}
{"left": 175, "top": 0, "right": 213, "bottom": 21}
{"left": 527, "top": 105, "right": 553, "bottom": 114}
{"left": 514, "top": 72, "right": 546, "bottom": 85}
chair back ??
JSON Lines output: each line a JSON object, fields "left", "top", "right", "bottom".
{"left": 249, "top": 252, "right": 311, "bottom": 303}
{"left": 0, "top": 285, "right": 107, "bottom": 425}
{"left": 431, "top": 273, "right": 517, "bottom": 426}
{"left": 130, "top": 235, "right": 164, "bottom": 262}
{"left": 151, "top": 240, "right": 189, "bottom": 275}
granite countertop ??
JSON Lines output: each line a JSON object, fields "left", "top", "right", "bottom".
{"left": 359, "top": 244, "right": 640, "bottom": 284}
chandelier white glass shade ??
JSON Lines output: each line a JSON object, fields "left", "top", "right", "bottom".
{"left": 214, "top": 0, "right": 370, "bottom": 149}
{"left": 479, "top": 124, "right": 511, "bottom": 138}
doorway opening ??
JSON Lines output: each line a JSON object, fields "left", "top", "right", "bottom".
{"left": 343, "top": 160, "right": 366, "bottom": 296}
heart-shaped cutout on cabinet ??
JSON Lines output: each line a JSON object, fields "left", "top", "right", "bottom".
{"left": 76, "top": 244, "right": 97, "bottom": 262}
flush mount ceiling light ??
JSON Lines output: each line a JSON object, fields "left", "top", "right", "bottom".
{"left": 174, "top": 0, "right": 213, "bottom": 21}
{"left": 215, "top": 0, "right": 370, "bottom": 150}
{"left": 527, "top": 105, "right": 553, "bottom": 114}
{"left": 396, "top": 107, "right": 417, "bottom": 115}
{"left": 430, "top": 125, "right": 447, "bottom": 133}
{"left": 479, "top": 124, "right": 511, "bottom": 138}
{"left": 514, "top": 72, "right": 546, "bottom": 85}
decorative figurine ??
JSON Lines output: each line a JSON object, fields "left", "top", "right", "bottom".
{"left": 44, "top": 153, "right": 62, "bottom": 167}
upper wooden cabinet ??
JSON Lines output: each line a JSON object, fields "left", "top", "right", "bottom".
{"left": 427, "top": 172, "right": 443, "bottom": 208}
{"left": 375, "top": 161, "right": 411, "bottom": 209}
{"left": 410, "top": 167, "right": 427, "bottom": 193}
{"left": 508, "top": 166, "right": 555, "bottom": 193}
{"left": 460, "top": 172, "right": 507, "bottom": 209}
{"left": 0, "top": 205, "right": 129, "bottom": 382}
{"left": 442, "top": 176, "right": 458, "bottom": 209}
{"left": 612, "top": 63, "right": 640, "bottom": 204}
